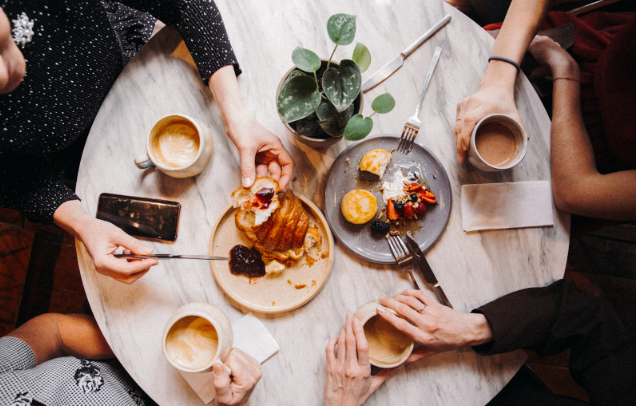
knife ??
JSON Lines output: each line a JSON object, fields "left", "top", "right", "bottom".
{"left": 361, "top": 14, "right": 452, "bottom": 92}
{"left": 115, "top": 254, "right": 229, "bottom": 261}
{"left": 405, "top": 233, "right": 453, "bottom": 308}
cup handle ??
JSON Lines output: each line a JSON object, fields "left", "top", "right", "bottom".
{"left": 134, "top": 153, "right": 154, "bottom": 169}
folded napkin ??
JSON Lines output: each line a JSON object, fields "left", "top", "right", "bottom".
{"left": 178, "top": 313, "right": 280, "bottom": 404}
{"left": 461, "top": 181, "right": 554, "bottom": 232}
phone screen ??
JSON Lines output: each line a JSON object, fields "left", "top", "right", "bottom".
{"left": 96, "top": 193, "right": 181, "bottom": 241}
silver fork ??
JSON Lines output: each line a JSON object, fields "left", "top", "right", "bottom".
{"left": 397, "top": 46, "right": 443, "bottom": 154}
{"left": 387, "top": 234, "right": 420, "bottom": 290}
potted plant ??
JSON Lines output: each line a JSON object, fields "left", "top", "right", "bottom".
{"left": 276, "top": 13, "right": 395, "bottom": 148}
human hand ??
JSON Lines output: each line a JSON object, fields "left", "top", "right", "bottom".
{"left": 227, "top": 111, "right": 294, "bottom": 190}
{"left": 324, "top": 313, "right": 394, "bottom": 406}
{"left": 78, "top": 217, "right": 158, "bottom": 284}
{"left": 213, "top": 348, "right": 262, "bottom": 406}
{"left": 455, "top": 85, "right": 523, "bottom": 163}
{"left": 528, "top": 35, "right": 579, "bottom": 79}
{"left": 377, "top": 290, "right": 493, "bottom": 357}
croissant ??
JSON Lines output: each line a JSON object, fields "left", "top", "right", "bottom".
{"left": 233, "top": 178, "right": 320, "bottom": 262}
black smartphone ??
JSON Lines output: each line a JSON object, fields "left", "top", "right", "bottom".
{"left": 96, "top": 193, "right": 181, "bottom": 241}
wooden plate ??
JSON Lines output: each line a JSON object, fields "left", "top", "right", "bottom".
{"left": 209, "top": 194, "right": 334, "bottom": 313}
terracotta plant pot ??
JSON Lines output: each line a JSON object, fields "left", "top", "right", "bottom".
{"left": 276, "top": 60, "right": 364, "bottom": 149}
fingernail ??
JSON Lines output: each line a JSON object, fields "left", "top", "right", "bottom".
{"left": 376, "top": 306, "right": 385, "bottom": 314}
{"left": 353, "top": 317, "right": 361, "bottom": 326}
{"left": 378, "top": 296, "right": 386, "bottom": 301}
{"left": 242, "top": 177, "right": 253, "bottom": 188}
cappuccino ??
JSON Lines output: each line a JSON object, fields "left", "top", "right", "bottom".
{"left": 475, "top": 121, "right": 517, "bottom": 167}
{"left": 165, "top": 316, "right": 218, "bottom": 371}
{"left": 363, "top": 315, "right": 412, "bottom": 364}
{"left": 152, "top": 120, "right": 200, "bottom": 168}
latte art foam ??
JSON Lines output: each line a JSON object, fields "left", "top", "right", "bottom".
{"left": 152, "top": 120, "right": 200, "bottom": 168}
{"left": 165, "top": 316, "right": 218, "bottom": 370}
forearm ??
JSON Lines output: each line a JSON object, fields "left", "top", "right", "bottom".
{"left": 550, "top": 64, "right": 636, "bottom": 219}
{"left": 208, "top": 65, "right": 249, "bottom": 141}
{"left": 481, "top": 0, "right": 552, "bottom": 91}
{"left": 53, "top": 200, "right": 95, "bottom": 240}
{"left": 7, "top": 314, "right": 114, "bottom": 365}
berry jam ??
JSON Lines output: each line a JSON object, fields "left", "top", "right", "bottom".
{"left": 253, "top": 187, "right": 275, "bottom": 209}
{"left": 229, "top": 245, "right": 266, "bottom": 278}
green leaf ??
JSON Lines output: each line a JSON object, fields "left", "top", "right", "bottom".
{"left": 322, "top": 60, "right": 361, "bottom": 112}
{"left": 343, "top": 114, "right": 373, "bottom": 141}
{"left": 295, "top": 112, "right": 328, "bottom": 138}
{"left": 318, "top": 102, "right": 354, "bottom": 137}
{"left": 316, "top": 99, "right": 336, "bottom": 121}
{"left": 371, "top": 93, "right": 396, "bottom": 114}
{"left": 284, "top": 70, "right": 307, "bottom": 85}
{"left": 327, "top": 14, "right": 356, "bottom": 46}
{"left": 352, "top": 42, "right": 371, "bottom": 73}
{"left": 292, "top": 47, "right": 321, "bottom": 73}
{"left": 277, "top": 75, "right": 321, "bottom": 123}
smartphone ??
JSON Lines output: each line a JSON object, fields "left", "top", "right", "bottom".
{"left": 96, "top": 193, "right": 181, "bottom": 241}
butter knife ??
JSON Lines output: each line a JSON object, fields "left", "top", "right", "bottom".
{"left": 361, "top": 14, "right": 451, "bottom": 92}
{"left": 405, "top": 233, "right": 453, "bottom": 308}
{"left": 115, "top": 254, "right": 229, "bottom": 261}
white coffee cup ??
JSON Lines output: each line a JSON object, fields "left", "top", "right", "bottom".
{"left": 162, "top": 303, "right": 233, "bottom": 373}
{"left": 135, "top": 114, "right": 214, "bottom": 178}
{"left": 467, "top": 114, "right": 528, "bottom": 172}
{"left": 354, "top": 300, "right": 414, "bottom": 368}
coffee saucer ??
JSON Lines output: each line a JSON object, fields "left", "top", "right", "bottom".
{"left": 209, "top": 194, "right": 335, "bottom": 313}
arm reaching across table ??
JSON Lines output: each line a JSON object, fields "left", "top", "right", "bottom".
{"left": 378, "top": 281, "right": 636, "bottom": 405}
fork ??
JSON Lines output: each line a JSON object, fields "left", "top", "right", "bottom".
{"left": 387, "top": 234, "right": 420, "bottom": 290}
{"left": 397, "top": 47, "right": 443, "bottom": 154}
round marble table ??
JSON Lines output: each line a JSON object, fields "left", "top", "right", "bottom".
{"left": 75, "top": 1, "right": 570, "bottom": 405}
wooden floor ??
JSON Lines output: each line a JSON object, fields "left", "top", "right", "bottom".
{"left": 1, "top": 206, "right": 635, "bottom": 402}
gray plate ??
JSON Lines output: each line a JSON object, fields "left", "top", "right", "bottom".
{"left": 324, "top": 135, "right": 452, "bottom": 264}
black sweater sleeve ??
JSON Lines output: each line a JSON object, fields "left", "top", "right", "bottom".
{"left": 471, "top": 279, "right": 636, "bottom": 406}
{"left": 0, "top": 151, "right": 79, "bottom": 224}
{"left": 116, "top": 0, "right": 241, "bottom": 83}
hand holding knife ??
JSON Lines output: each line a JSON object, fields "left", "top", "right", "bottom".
{"left": 115, "top": 253, "right": 229, "bottom": 261}
{"left": 405, "top": 233, "right": 453, "bottom": 308}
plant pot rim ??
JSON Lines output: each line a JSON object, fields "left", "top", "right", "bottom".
{"left": 276, "top": 61, "right": 364, "bottom": 149}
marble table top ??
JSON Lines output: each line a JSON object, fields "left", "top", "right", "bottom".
{"left": 75, "top": 1, "right": 570, "bottom": 405}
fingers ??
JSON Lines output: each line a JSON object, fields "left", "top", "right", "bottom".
{"left": 213, "top": 362, "right": 233, "bottom": 402}
{"left": 405, "top": 346, "right": 437, "bottom": 363}
{"left": 457, "top": 117, "right": 473, "bottom": 163}
{"left": 239, "top": 146, "right": 258, "bottom": 188}
{"left": 375, "top": 303, "right": 420, "bottom": 340}
{"left": 111, "top": 227, "right": 153, "bottom": 256}
{"left": 224, "top": 348, "right": 262, "bottom": 389}
{"left": 276, "top": 149, "right": 295, "bottom": 191}
{"left": 325, "top": 337, "right": 338, "bottom": 368}
{"left": 344, "top": 314, "right": 358, "bottom": 368}
{"left": 255, "top": 164, "right": 268, "bottom": 178}
{"left": 529, "top": 66, "right": 551, "bottom": 82}
{"left": 394, "top": 294, "right": 428, "bottom": 314}
{"left": 97, "top": 255, "right": 157, "bottom": 277}
{"left": 352, "top": 316, "right": 369, "bottom": 367}
{"left": 336, "top": 327, "right": 346, "bottom": 368}
{"left": 400, "top": 289, "right": 435, "bottom": 306}
{"left": 268, "top": 161, "right": 282, "bottom": 182}
{"left": 379, "top": 296, "right": 420, "bottom": 321}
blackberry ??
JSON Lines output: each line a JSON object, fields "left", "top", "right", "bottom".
{"left": 371, "top": 221, "right": 390, "bottom": 234}
{"left": 394, "top": 201, "right": 405, "bottom": 210}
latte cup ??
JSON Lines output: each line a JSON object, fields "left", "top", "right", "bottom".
{"left": 162, "top": 303, "right": 233, "bottom": 374}
{"left": 354, "top": 300, "right": 414, "bottom": 368}
{"left": 467, "top": 114, "right": 528, "bottom": 172}
{"left": 135, "top": 114, "right": 214, "bottom": 178}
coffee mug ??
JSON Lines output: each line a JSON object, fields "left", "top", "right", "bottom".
{"left": 162, "top": 303, "right": 233, "bottom": 373}
{"left": 467, "top": 114, "right": 528, "bottom": 172}
{"left": 135, "top": 114, "right": 214, "bottom": 178}
{"left": 354, "top": 300, "right": 414, "bottom": 368}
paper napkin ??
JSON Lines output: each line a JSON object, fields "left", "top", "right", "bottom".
{"left": 461, "top": 181, "right": 554, "bottom": 232}
{"left": 178, "top": 313, "right": 280, "bottom": 404}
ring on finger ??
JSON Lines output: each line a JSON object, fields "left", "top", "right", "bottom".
{"left": 416, "top": 306, "right": 426, "bottom": 313}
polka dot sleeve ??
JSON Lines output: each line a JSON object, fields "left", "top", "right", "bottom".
{"left": 118, "top": 0, "right": 241, "bottom": 84}
{"left": 0, "top": 151, "right": 79, "bottom": 224}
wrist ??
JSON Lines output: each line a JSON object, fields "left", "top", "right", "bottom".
{"left": 53, "top": 200, "right": 93, "bottom": 239}
{"left": 466, "top": 313, "right": 494, "bottom": 346}
{"left": 480, "top": 60, "right": 517, "bottom": 93}
{"left": 551, "top": 62, "right": 579, "bottom": 80}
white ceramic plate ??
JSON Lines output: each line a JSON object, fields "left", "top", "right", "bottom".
{"left": 209, "top": 195, "right": 334, "bottom": 313}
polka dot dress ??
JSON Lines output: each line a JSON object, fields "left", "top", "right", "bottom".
{"left": 0, "top": 0, "right": 240, "bottom": 224}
